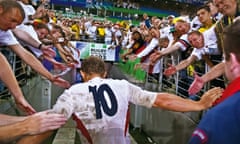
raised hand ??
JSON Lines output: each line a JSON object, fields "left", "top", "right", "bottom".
{"left": 53, "top": 61, "right": 68, "bottom": 71}
{"left": 51, "top": 76, "right": 71, "bottom": 88}
{"left": 41, "top": 45, "right": 56, "bottom": 58}
{"left": 164, "top": 64, "right": 177, "bottom": 77}
{"left": 199, "top": 87, "right": 223, "bottom": 109}
{"left": 188, "top": 72, "right": 205, "bottom": 95}
{"left": 24, "top": 110, "right": 67, "bottom": 135}
{"left": 14, "top": 97, "right": 36, "bottom": 115}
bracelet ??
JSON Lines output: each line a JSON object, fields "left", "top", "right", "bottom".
{"left": 38, "top": 43, "right": 42, "bottom": 49}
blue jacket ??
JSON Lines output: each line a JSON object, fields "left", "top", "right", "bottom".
{"left": 188, "top": 91, "right": 240, "bottom": 144}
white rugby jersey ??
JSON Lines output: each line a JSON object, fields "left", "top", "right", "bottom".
{"left": 52, "top": 77, "right": 157, "bottom": 144}
{"left": 175, "top": 34, "right": 190, "bottom": 51}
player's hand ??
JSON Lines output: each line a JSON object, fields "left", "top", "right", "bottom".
{"left": 198, "top": 87, "right": 223, "bottom": 109}
{"left": 188, "top": 72, "right": 205, "bottom": 95}
{"left": 164, "top": 64, "right": 177, "bottom": 77}
{"left": 15, "top": 97, "right": 36, "bottom": 115}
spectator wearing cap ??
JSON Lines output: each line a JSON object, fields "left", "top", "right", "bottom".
{"left": 167, "top": 15, "right": 175, "bottom": 26}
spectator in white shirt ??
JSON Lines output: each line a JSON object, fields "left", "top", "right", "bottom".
{"left": 164, "top": 28, "right": 220, "bottom": 77}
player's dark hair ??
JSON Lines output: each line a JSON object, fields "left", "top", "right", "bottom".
{"left": 81, "top": 56, "right": 106, "bottom": 76}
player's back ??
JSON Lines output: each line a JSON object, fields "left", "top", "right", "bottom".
{"left": 53, "top": 77, "right": 155, "bottom": 144}
{"left": 74, "top": 77, "right": 132, "bottom": 144}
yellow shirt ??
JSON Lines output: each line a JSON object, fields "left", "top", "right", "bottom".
{"left": 98, "top": 27, "right": 105, "bottom": 37}
{"left": 71, "top": 24, "right": 80, "bottom": 40}
{"left": 198, "top": 23, "right": 215, "bottom": 33}
{"left": 52, "top": 17, "right": 57, "bottom": 23}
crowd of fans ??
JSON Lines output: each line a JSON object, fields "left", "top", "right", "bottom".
{"left": 113, "top": 0, "right": 139, "bottom": 9}
{"left": 0, "top": 0, "right": 234, "bottom": 99}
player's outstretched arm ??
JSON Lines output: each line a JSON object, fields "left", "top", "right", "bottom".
{"left": 153, "top": 87, "right": 223, "bottom": 112}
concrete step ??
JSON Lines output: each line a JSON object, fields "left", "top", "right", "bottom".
{"left": 52, "top": 118, "right": 138, "bottom": 144}
{"left": 52, "top": 119, "right": 76, "bottom": 144}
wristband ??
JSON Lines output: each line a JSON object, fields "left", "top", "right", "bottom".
{"left": 38, "top": 43, "right": 42, "bottom": 49}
